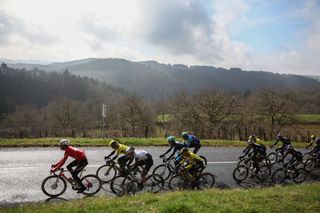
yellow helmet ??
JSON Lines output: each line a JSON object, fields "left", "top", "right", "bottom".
{"left": 311, "top": 135, "right": 316, "bottom": 140}
{"left": 109, "top": 139, "right": 119, "bottom": 147}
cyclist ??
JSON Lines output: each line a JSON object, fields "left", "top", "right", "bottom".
{"left": 270, "top": 133, "right": 291, "bottom": 155}
{"left": 242, "top": 135, "right": 264, "bottom": 156}
{"left": 240, "top": 139, "right": 267, "bottom": 175}
{"left": 306, "top": 135, "right": 318, "bottom": 149}
{"left": 279, "top": 145, "right": 303, "bottom": 168}
{"left": 104, "top": 139, "right": 129, "bottom": 172}
{"left": 182, "top": 132, "right": 201, "bottom": 154}
{"left": 180, "top": 148, "right": 204, "bottom": 177}
{"left": 126, "top": 147, "right": 153, "bottom": 183}
{"left": 51, "top": 139, "right": 88, "bottom": 193}
{"left": 160, "top": 136, "right": 185, "bottom": 160}
{"left": 310, "top": 137, "right": 320, "bottom": 160}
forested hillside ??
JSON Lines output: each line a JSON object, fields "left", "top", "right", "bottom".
{"left": 6, "top": 58, "right": 320, "bottom": 100}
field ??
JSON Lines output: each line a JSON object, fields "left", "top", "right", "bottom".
{"left": 0, "top": 137, "right": 310, "bottom": 148}
{"left": 3, "top": 183, "right": 320, "bottom": 213}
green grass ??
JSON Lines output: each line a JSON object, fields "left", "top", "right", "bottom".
{"left": 3, "top": 183, "right": 320, "bottom": 213}
{"left": 295, "top": 114, "right": 320, "bottom": 123}
{"left": 0, "top": 137, "right": 309, "bottom": 148}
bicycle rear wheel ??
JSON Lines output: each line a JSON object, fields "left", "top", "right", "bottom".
{"left": 271, "top": 168, "right": 286, "bottom": 184}
{"left": 293, "top": 168, "right": 307, "bottom": 184}
{"left": 110, "top": 175, "right": 133, "bottom": 196}
{"left": 168, "top": 175, "right": 184, "bottom": 191}
{"left": 81, "top": 174, "right": 102, "bottom": 196}
{"left": 267, "top": 152, "right": 277, "bottom": 165}
{"left": 197, "top": 172, "right": 215, "bottom": 189}
{"left": 96, "top": 164, "right": 117, "bottom": 183}
{"left": 152, "top": 164, "right": 172, "bottom": 181}
{"left": 144, "top": 174, "right": 164, "bottom": 193}
{"left": 41, "top": 175, "right": 67, "bottom": 197}
{"left": 256, "top": 165, "right": 271, "bottom": 181}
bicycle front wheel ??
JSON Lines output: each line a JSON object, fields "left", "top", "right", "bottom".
{"left": 232, "top": 165, "right": 248, "bottom": 182}
{"left": 41, "top": 175, "right": 67, "bottom": 197}
{"left": 304, "top": 159, "right": 315, "bottom": 172}
{"left": 152, "top": 164, "right": 171, "bottom": 181}
{"left": 267, "top": 152, "right": 277, "bottom": 165}
{"left": 293, "top": 168, "right": 307, "bottom": 184}
{"left": 168, "top": 175, "right": 184, "bottom": 191}
{"left": 110, "top": 175, "right": 133, "bottom": 196}
{"left": 81, "top": 174, "right": 102, "bottom": 196}
{"left": 96, "top": 164, "right": 117, "bottom": 183}
{"left": 256, "top": 165, "right": 271, "bottom": 181}
{"left": 197, "top": 172, "right": 215, "bottom": 189}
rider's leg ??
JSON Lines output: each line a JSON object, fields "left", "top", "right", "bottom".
{"left": 118, "top": 155, "right": 129, "bottom": 171}
{"left": 141, "top": 154, "right": 153, "bottom": 183}
{"left": 71, "top": 158, "right": 88, "bottom": 192}
{"left": 66, "top": 159, "right": 78, "bottom": 172}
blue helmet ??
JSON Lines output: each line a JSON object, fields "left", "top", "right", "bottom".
{"left": 182, "top": 132, "right": 189, "bottom": 140}
{"left": 167, "top": 136, "right": 175, "bottom": 143}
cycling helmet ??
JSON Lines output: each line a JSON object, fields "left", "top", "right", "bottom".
{"left": 182, "top": 132, "right": 189, "bottom": 140}
{"left": 59, "top": 139, "right": 70, "bottom": 147}
{"left": 247, "top": 139, "right": 255, "bottom": 145}
{"left": 248, "top": 135, "right": 256, "bottom": 141}
{"left": 311, "top": 135, "right": 316, "bottom": 140}
{"left": 181, "top": 147, "right": 189, "bottom": 154}
{"left": 167, "top": 136, "right": 175, "bottom": 143}
{"left": 109, "top": 139, "right": 119, "bottom": 147}
{"left": 126, "top": 147, "right": 135, "bottom": 154}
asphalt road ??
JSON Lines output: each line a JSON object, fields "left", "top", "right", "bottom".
{"left": 0, "top": 146, "right": 318, "bottom": 207}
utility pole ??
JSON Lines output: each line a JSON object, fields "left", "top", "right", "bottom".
{"left": 101, "top": 104, "right": 107, "bottom": 139}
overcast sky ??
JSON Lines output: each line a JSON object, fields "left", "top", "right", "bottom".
{"left": 0, "top": 0, "right": 319, "bottom": 75}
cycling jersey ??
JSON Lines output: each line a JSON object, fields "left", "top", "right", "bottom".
{"left": 133, "top": 149, "right": 149, "bottom": 161}
{"left": 52, "top": 146, "right": 86, "bottom": 171}
{"left": 184, "top": 135, "right": 200, "bottom": 147}
{"left": 181, "top": 152, "right": 203, "bottom": 169}
{"left": 256, "top": 138, "right": 264, "bottom": 146}
{"left": 274, "top": 136, "right": 291, "bottom": 146}
{"left": 116, "top": 144, "right": 129, "bottom": 155}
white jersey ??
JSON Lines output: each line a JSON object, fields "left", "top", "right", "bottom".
{"left": 134, "top": 150, "right": 149, "bottom": 161}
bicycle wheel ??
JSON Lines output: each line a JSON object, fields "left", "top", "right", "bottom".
{"left": 304, "top": 159, "right": 315, "bottom": 172}
{"left": 168, "top": 175, "right": 185, "bottom": 191}
{"left": 96, "top": 164, "right": 117, "bottom": 183}
{"left": 110, "top": 175, "right": 133, "bottom": 196}
{"left": 293, "top": 168, "right": 307, "bottom": 184}
{"left": 81, "top": 174, "right": 102, "bottom": 196}
{"left": 237, "top": 159, "right": 247, "bottom": 167}
{"left": 303, "top": 152, "right": 312, "bottom": 162}
{"left": 41, "top": 175, "right": 67, "bottom": 197}
{"left": 152, "top": 164, "right": 172, "bottom": 181}
{"left": 232, "top": 165, "right": 249, "bottom": 182}
{"left": 271, "top": 168, "right": 286, "bottom": 184}
{"left": 144, "top": 174, "right": 164, "bottom": 193}
{"left": 267, "top": 152, "right": 277, "bottom": 165}
{"left": 200, "top": 156, "right": 207, "bottom": 166}
{"left": 197, "top": 172, "right": 215, "bottom": 189}
{"left": 256, "top": 165, "right": 271, "bottom": 181}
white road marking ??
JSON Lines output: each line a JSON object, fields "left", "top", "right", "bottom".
{"left": 207, "top": 161, "right": 236, "bottom": 164}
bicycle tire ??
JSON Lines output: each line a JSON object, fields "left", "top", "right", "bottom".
{"left": 304, "top": 159, "right": 315, "bottom": 172}
{"left": 110, "top": 175, "right": 133, "bottom": 196}
{"left": 144, "top": 174, "right": 164, "bottom": 193}
{"left": 152, "top": 164, "right": 172, "bottom": 181}
{"left": 293, "top": 168, "right": 307, "bottom": 184}
{"left": 41, "top": 175, "right": 67, "bottom": 197}
{"left": 271, "top": 168, "right": 286, "bottom": 184}
{"left": 256, "top": 165, "right": 271, "bottom": 181}
{"left": 81, "top": 174, "right": 102, "bottom": 196}
{"left": 267, "top": 152, "right": 277, "bottom": 165}
{"left": 232, "top": 165, "right": 249, "bottom": 182}
{"left": 96, "top": 164, "right": 117, "bottom": 183}
{"left": 197, "top": 172, "right": 215, "bottom": 189}
{"left": 168, "top": 175, "right": 185, "bottom": 191}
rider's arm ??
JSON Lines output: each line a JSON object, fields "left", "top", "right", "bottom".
{"left": 306, "top": 141, "right": 314, "bottom": 149}
{"left": 242, "top": 146, "right": 252, "bottom": 157}
{"left": 160, "top": 146, "right": 174, "bottom": 157}
{"left": 272, "top": 139, "right": 279, "bottom": 147}
{"left": 111, "top": 154, "right": 119, "bottom": 161}
{"left": 105, "top": 150, "right": 116, "bottom": 159}
{"left": 52, "top": 155, "right": 68, "bottom": 171}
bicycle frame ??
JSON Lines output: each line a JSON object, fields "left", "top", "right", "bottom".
{"left": 53, "top": 168, "right": 84, "bottom": 187}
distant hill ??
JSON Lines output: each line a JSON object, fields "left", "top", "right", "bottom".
{"left": 4, "top": 58, "right": 320, "bottom": 100}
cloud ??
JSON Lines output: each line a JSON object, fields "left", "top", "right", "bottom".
{"left": 0, "top": 10, "right": 58, "bottom": 46}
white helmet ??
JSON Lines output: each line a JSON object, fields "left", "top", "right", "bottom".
{"left": 126, "top": 147, "right": 135, "bottom": 154}
{"left": 59, "top": 139, "right": 70, "bottom": 146}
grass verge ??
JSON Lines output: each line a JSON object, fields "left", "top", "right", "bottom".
{"left": 3, "top": 183, "right": 320, "bottom": 213}
{"left": 0, "top": 137, "right": 308, "bottom": 148}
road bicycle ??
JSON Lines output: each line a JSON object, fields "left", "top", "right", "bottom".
{"left": 96, "top": 158, "right": 142, "bottom": 183}
{"left": 168, "top": 166, "right": 215, "bottom": 190}
{"left": 271, "top": 162, "right": 307, "bottom": 184}
{"left": 41, "top": 168, "right": 102, "bottom": 197}
{"left": 110, "top": 168, "right": 164, "bottom": 196}
{"left": 233, "top": 158, "right": 271, "bottom": 183}
{"left": 304, "top": 153, "right": 320, "bottom": 172}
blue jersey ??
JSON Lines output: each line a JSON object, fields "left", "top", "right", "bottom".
{"left": 185, "top": 135, "right": 200, "bottom": 147}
